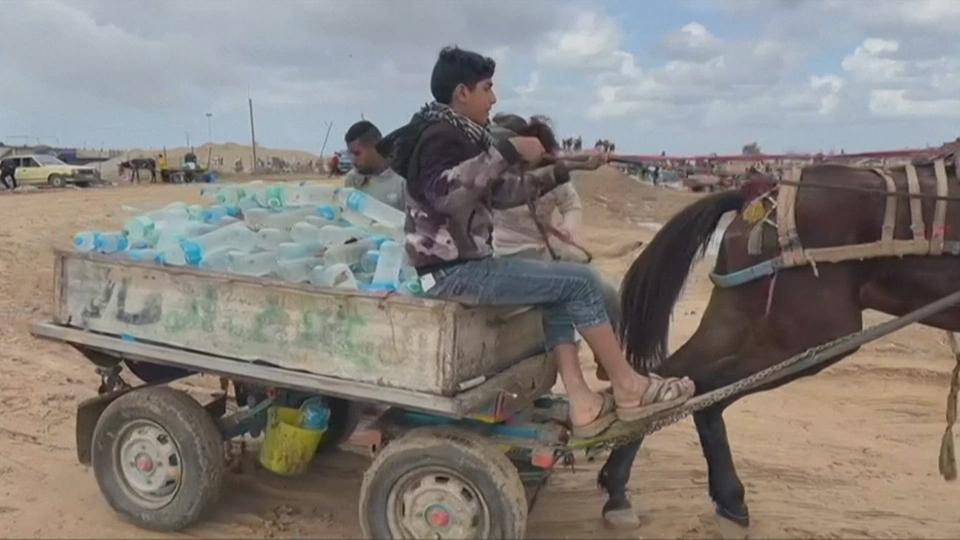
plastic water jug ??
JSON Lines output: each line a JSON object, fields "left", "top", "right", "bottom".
{"left": 370, "top": 240, "right": 403, "bottom": 291}
{"left": 95, "top": 232, "right": 129, "bottom": 254}
{"left": 198, "top": 248, "right": 237, "bottom": 271}
{"left": 227, "top": 251, "right": 276, "bottom": 276}
{"left": 335, "top": 188, "right": 405, "bottom": 229}
{"left": 256, "top": 228, "right": 292, "bottom": 250}
{"left": 122, "top": 248, "right": 163, "bottom": 264}
{"left": 298, "top": 397, "right": 331, "bottom": 430}
{"left": 276, "top": 257, "right": 324, "bottom": 283}
{"left": 180, "top": 221, "right": 258, "bottom": 266}
{"left": 309, "top": 263, "right": 358, "bottom": 290}
{"left": 360, "top": 250, "right": 379, "bottom": 273}
{"left": 289, "top": 222, "right": 322, "bottom": 244}
{"left": 322, "top": 238, "right": 378, "bottom": 267}
{"left": 277, "top": 241, "right": 326, "bottom": 260}
{"left": 74, "top": 231, "right": 97, "bottom": 252}
{"left": 290, "top": 184, "right": 337, "bottom": 206}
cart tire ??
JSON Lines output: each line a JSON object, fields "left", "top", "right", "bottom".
{"left": 91, "top": 386, "right": 224, "bottom": 531}
{"left": 359, "top": 427, "right": 527, "bottom": 539}
{"left": 315, "top": 397, "right": 362, "bottom": 454}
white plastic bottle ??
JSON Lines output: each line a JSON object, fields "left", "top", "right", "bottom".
{"left": 290, "top": 183, "right": 337, "bottom": 206}
{"left": 74, "top": 231, "right": 97, "bottom": 252}
{"left": 121, "top": 248, "right": 163, "bottom": 264}
{"left": 246, "top": 184, "right": 289, "bottom": 209}
{"left": 369, "top": 240, "right": 404, "bottom": 291}
{"left": 199, "top": 248, "right": 241, "bottom": 271}
{"left": 309, "top": 263, "right": 358, "bottom": 290}
{"left": 335, "top": 188, "right": 405, "bottom": 229}
{"left": 216, "top": 186, "right": 246, "bottom": 208}
{"left": 256, "top": 228, "right": 292, "bottom": 250}
{"left": 276, "top": 257, "right": 324, "bottom": 283}
{"left": 359, "top": 250, "right": 379, "bottom": 273}
{"left": 277, "top": 241, "right": 326, "bottom": 260}
{"left": 289, "top": 221, "right": 322, "bottom": 244}
{"left": 95, "top": 232, "right": 129, "bottom": 254}
{"left": 180, "top": 221, "right": 258, "bottom": 266}
{"left": 322, "top": 238, "right": 379, "bottom": 267}
{"left": 227, "top": 251, "right": 276, "bottom": 276}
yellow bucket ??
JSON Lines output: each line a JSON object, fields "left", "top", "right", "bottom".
{"left": 259, "top": 406, "right": 326, "bottom": 476}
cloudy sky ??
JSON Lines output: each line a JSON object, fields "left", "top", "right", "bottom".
{"left": 2, "top": 0, "right": 958, "bottom": 154}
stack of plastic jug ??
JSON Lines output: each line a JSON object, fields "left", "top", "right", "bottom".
{"left": 69, "top": 181, "right": 425, "bottom": 296}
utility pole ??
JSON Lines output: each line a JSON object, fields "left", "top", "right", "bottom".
{"left": 248, "top": 97, "right": 258, "bottom": 174}
{"left": 318, "top": 121, "right": 333, "bottom": 159}
{"left": 185, "top": 131, "right": 191, "bottom": 148}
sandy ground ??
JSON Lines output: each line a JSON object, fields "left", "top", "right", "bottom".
{"left": 0, "top": 170, "right": 958, "bottom": 538}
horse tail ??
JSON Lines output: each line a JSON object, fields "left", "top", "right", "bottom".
{"left": 620, "top": 189, "right": 746, "bottom": 371}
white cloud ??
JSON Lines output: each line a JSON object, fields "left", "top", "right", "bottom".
{"left": 869, "top": 89, "right": 960, "bottom": 118}
{"left": 537, "top": 11, "right": 622, "bottom": 69}
{"left": 841, "top": 38, "right": 905, "bottom": 83}
{"left": 780, "top": 75, "right": 845, "bottom": 115}
{"left": 514, "top": 72, "right": 541, "bottom": 98}
{"left": 663, "top": 22, "right": 722, "bottom": 60}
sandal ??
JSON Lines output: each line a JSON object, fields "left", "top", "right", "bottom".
{"left": 571, "top": 393, "right": 617, "bottom": 439}
{"left": 616, "top": 375, "right": 695, "bottom": 422}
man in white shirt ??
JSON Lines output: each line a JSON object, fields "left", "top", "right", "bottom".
{"left": 343, "top": 121, "right": 406, "bottom": 210}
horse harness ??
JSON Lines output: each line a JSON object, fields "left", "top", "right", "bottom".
{"left": 712, "top": 155, "right": 960, "bottom": 288}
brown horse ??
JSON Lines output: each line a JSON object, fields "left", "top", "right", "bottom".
{"left": 596, "top": 156, "right": 960, "bottom": 528}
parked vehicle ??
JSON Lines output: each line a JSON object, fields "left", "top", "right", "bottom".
{"left": 0, "top": 154, "right": 100, "bottom": 187}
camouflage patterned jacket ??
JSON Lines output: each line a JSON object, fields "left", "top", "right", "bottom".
{"left": 404, "top": 121, "right": 570, "bottom": 269}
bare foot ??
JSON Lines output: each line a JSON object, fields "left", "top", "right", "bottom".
{"left": 568, "top": 391, "right": 606, "bottom": 427}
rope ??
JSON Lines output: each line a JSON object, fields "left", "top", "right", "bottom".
{"left": 570, "top": 286, "right": 960, "bottom": 450}
{"left": 941, "top": 332, "right": 960, "bottom": 480}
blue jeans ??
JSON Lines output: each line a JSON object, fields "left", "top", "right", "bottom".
{"left": 423, "top": 257, "right": 613, "bottom": 350}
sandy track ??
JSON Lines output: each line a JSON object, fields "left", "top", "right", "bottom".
{"left": 0, "top": 174, "right": 958, "bottom": 538}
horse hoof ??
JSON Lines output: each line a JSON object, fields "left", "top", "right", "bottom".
{"left": 716, "top": 503, "right": 750, "bottom": 527}
{"left": 603, "top": 508, "right": 640, "bottom": 530}
{"left": 715, "top": 513, "right": 750, "bottom": 540}
{"left": 602, "top": 497, "right": 640, "bottom": 530}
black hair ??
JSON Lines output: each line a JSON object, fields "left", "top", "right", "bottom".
{"left": 345, "top": 120, "right": 382, "bottom": 146}
{"left": 492, "top": 113, "right": 528, "bottom": 134}
{"left": 492, "top": 113, "right": 560, "bottom": 154}
{"left": 430, "top": 46, "right": 496, "bottom": 104}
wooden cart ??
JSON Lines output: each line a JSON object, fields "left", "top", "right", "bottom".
{"left": 32, "top": 250, "right": 565, "bottom": 538}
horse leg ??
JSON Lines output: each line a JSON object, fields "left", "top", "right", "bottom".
{"left": 694, "top": 404, "right": 748, "bottom": 525}
{"left": 598, "top": 439, "right": 644, "bottom": 528}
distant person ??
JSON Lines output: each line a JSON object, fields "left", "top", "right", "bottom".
{"left": 158, "top": 153, "right": 170, "bottom": 183}
{"left": 328, "top": 152, "right": 341, "bottom": 177}
{"left": 343, "top": 121, "right": 406, "bottom": 210}
{"left": 0, "top": 159, "right": 16, "bottom": 189}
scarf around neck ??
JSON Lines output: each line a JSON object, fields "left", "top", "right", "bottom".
{"left": 416, "top": 102, "right": 493, "bottom": 149}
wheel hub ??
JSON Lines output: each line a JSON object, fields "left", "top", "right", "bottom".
{"left": 426, "top": 504, "right": 451, "bottom": 528}
{"left": 116, "top": 420, "right": 182, "bottom": 509}
{"left": 389, "top": 468, "right": 490, "bottom": 539}
{"left": 135, "top": 453, "right": 155, "bottom": 473}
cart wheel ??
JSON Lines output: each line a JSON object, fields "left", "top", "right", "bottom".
{"left": 359, "top": 427, "right": 527, "bottom": 539}
{"left": 91, "top": 386, "right": 224, "bottom": 531}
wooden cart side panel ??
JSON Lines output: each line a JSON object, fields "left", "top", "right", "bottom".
{"left": 60, "top": 255, "right": 452, "bottom": 393}
{"left": 53, "top": 252, "right": 67, "bottom": 324}
{"left": 453, "top": 306, "right": 545, "bottom": 383}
